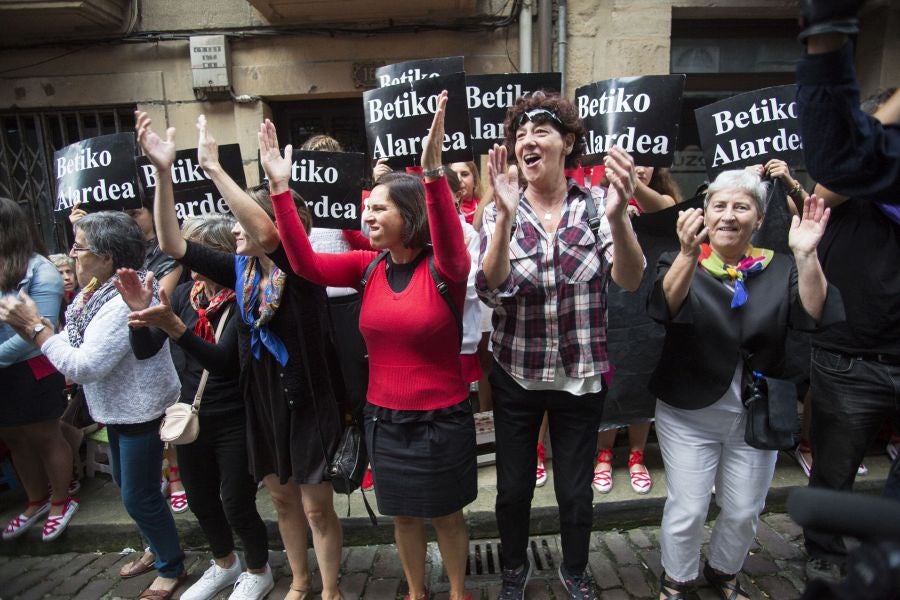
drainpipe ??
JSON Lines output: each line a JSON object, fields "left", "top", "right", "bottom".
{"left": 558, "top": 0, "right": 568, "bottom": 95}
{"left": 538, "top": 0, "right": 552, "bottom": 72}
{"left": 519, "top": 0, "right": 533, "bottom": 73}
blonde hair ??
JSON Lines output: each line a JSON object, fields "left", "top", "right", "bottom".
{"left": 49, "top": 253, "right": 75, "bottom": 270}
{"left": 181, "top": 214, "right": 237, "bottom": 253}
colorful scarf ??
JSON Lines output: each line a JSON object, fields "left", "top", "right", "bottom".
{"left": 234, "top": 255, "right": 289, "bottom": 366}
{"left": 698, "top": 243, "right": 774, "bottom": 309}
{"left": 65, "top": 270, "right": 157, "bottom": 347}
{"left": 189, "top": 281, "right": 236, "bottom": 343}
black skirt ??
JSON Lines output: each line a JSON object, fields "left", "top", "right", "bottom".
{"left": 364, "top": 400, "right": 477, "bottom": 518}
{"left": 0, "top": 359, "right": 65, "bottom": 427}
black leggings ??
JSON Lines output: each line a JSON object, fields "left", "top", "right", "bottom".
{"left": 177, "top": 410, "right": 269, "bottom": 569}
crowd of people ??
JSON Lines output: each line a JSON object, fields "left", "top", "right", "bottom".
{"left": 0, "top": 11, "right": 898, "bottom": 600}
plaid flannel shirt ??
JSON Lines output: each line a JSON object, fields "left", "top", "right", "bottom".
{"left": 476, "top": 179, "right": 615, "bottom": 381}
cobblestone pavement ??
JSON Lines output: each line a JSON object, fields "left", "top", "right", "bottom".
{"left": 0, "top": 512, "right": 810, "bottom": 600}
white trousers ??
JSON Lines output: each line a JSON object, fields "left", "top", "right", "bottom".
{"left": 656, "top": 399, "right": 777, "bottom": 582}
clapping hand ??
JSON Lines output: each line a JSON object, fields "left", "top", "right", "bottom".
{"left": 196, "top": 115, "right": 221, "bottom": 175}
{"left": 604, "top": 147, "right": 638, "bottom": 221}
{"left": 789, "top": 195, "right": 830, "bottom": 258}
{"left": 127, "top": 289, "right": 186, "bottom": 339}
{"left": 258, "top": 119, "right": 292, "bottom": 194}
{"left": 113, "top": 268, "right": 155, "bottom": 312}
{"left": 421, "top": 90, "right": 448, "bottom": 173}
{"left": 675, "top": 208, "right": 708, "bottom": 258}
{"left": 135, "top": 111, "right": 176, "bottom": 172}
{"left": 487, "top": 143, "right": 520, "bottom": 224}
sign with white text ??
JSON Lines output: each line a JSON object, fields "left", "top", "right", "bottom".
{"left": 375, "top": 56, "right": 464, "bottom": 88}
{"left": 363, "top": 71, "right": 472, "bottom": 168}
{"left": 136, "top": 144, "right": 245, "bottom": 224}
{"left": 466, "top": 72, "right": 562, "bottom": 155}
{"left": 53, "top": 133, "right": 141, "bottom": 215}
{"left": 695, "top": 85, "right": 802, "bottom": 178}
{"left": 575, "top": 75, "right": 686, "bottom": 167}
{"left": 259, "top": 150, "right": 366, "bottom": 230}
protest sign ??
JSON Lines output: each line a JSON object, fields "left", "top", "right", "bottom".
{"left": 575, "top": 74, "right": 685, "bottom": 167}
{"left": 54, "top": 132, "right": 141, "bottom": 215}
{"left": 466, "top": 72, "right": 562, "bottom": 155}
{"left": 259, "top": 150, "right": 366, "bottom": 230}
{"left": 375, "top": 57, "right": 464, "bottom": 88}
{"left": 364, "top": 71, "right": 472, "bottom": 168}
{"left": 136, "top": 144, "right": 244, "bottom": 224}
{"left": 695, "top": 85, "right": 802, "bottom": 178}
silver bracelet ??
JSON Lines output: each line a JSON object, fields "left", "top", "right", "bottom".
{"left": 422, "top": 166, "right": 445, "bottom": 178}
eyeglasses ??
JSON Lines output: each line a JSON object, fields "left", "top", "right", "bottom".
{"left": 70, "top": 242, "right": 91, "bottom": 253}
{"left": 517, "top": 108, "right": 564, "bottom": 129}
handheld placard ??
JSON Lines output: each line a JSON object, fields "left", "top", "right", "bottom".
{"left": 375, "top": 57, "right": 464, "bottom": 88}
{"left": 136, "top": 144, "right": 245, "bottom": 224}
{"left": 364, "top": 71, "right": 472, "bottom": 168}
{"left": 575, "top": 74, "right": 686, "bottom": 167}
{"left": 466, "top": 72, "right": 562, "bottom": 155}
{"left": 54, "top": 132, "right": 141, "bottom": 216}
{"left": 695, "top": 85, "right": 802, "bottom": 178}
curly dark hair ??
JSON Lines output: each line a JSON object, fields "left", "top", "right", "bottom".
{"left": 502, "top": 91, "right": 586, "bottom": 169}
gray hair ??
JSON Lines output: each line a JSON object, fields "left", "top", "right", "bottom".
{"left": 704, "top": 170, "right": 767, "bottom": 215}
{"left": 75, "top": 211, "right": 146, "bottom": 270}
{"left": 48, "top": 253, "right": 75, "bottom": 270}
{"left": 181, "top": 213, "right": 237, "bottom": 254}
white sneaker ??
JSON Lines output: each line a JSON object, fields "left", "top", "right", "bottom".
{"left": 229, "top": 564, "right": 274, "bottom": 600}
{"left": 182, "top": 557, "right": 243, "bottom": 600}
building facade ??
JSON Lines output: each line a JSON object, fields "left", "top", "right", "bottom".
{"left": 1, "top": 0, "right": 897, "bottom": 251}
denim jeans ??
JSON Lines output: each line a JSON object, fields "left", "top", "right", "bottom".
{"left": 490, "top": 362, "right": 605, "bottom": 575}
{"left": 804, "top": 347, "right": 900, "bottom": 564}
{"left": 107, "top": 424, "right": 185, "bottom": 578}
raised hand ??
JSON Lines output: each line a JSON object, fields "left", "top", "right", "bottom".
{"left": 421, "top": 90, "right": 449, "bottom": 172}
{"left": 488, "top": 143, "right": 520, "bottom": 223}
{"left": 604, "top": 146, "right": 638, "bottom": 221}
{"left": 764, "top": 159, "right": 794, "bottom": 186}
{"left": 196, "top": 115, "right": 221, "bottom": 175}
{"left": 372, "top": 158, "right": 391, "bottom": 182}
{"left": 113, "top": 268, "right": 155, "bottom": 311}
{"left": 258, "top": 119, "right": 292, "bottom": 194}
{"left": 68, "top": 202, "right": 87, "bottom": 226}
{"left": 676, "top": 207, "right": 708, "bottom": 258}
{"left": 135, "top": 111, "right": 176, "bottom": 172}
{"left": 789, "top": 195, "right": 830, "bottom": 258}
{"left": 0, "top": 292, "right": 41, "bottom": 335}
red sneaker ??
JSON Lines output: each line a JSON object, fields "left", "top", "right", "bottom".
{"left": 361, "top": 467, "right": 374, "bottom": 492}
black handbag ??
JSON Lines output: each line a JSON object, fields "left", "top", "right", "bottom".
{"left": 328, "top": 422, "right": 366, "bottom": 494}
{"left": 741, "top": 364, "right": 798, "bottom": 451}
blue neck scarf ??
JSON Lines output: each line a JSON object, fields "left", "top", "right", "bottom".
{"left": 234, "top": 255, "right": 289, "bottom": 366}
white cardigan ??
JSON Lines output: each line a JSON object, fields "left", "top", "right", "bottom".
{"left": 42, "top": 295, "right": 179, "bottom": 425}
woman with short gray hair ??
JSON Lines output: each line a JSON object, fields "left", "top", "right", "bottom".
{"left": 0, "top": 210, "right": 185, "bottom": 599}
{"left": 647, "top": 170, "right": 843, "bottom": 600}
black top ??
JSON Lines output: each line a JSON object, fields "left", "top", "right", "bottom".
{"left": 130, "top": 281, "right": 241, "bottom": 416}
{"left": 647, "top": 251, "right": 844, "bottom": 410}
{"left": 144, "top": 240, "right": 179, "bottom": 281}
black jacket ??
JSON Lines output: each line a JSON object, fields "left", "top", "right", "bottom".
{"left": 647, "top": 251, "right": 844, "bottom": 410}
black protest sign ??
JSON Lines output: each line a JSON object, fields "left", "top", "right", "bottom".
{"left": 136, "top": 144, "right": 245, "bottom": 224}
{"left": 466, "top": 72, "right": 562, "bottom": 155}
{"left": 364, "top": 72, "right": 472, "bottom": 168}
{"left": 54, "top": 132, "right": 141, "bottom": 215}
{"left": 576, "top": 74, "right": 685, "bottom": 167}
{"left": 695, "top": 85, "right": 802, "bottom": 178}
{"left": 375, "top": 57, "right": 464, "bottom": 88}
{"left": 258, "top": 150, "right": 366, "bottom": 230}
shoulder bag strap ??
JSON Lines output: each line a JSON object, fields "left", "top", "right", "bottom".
{"left": 426, "top": 251, "right": 464, "bottom": 352}
{"left": 191, "top": 304, "right": 232, "bottom": 411}
{"left": 360, "top": 250, "right": 390, "bottom": 289}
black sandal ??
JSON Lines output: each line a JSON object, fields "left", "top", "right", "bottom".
{"left": 659, "top": 571, "right": 689, "bottom": 599}
{"left": 703, "top": 561, "right": 750, "bottom": 600}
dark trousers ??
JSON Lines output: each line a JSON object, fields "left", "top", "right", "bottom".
{"left": 805, "top": 347, "right": 900, "bottom": 564}
{"left": 490, "top": 361, "right": 605, "bottom": 574}
{"left": 177, "top": 410, "right": 269, "bottom": 569}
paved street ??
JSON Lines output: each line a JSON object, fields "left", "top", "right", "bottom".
{"left": 0, "top": 512, "right": 812, "bottom": 600}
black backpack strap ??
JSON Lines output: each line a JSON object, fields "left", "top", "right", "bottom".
{"left": 583, "top": 189, "right": 603, "bottom": 238}
{"left": 426, "top": 252, "right": 463, "bottom": 352}
{"left": 360, "top": 250, "right": 390, "bottom": 289}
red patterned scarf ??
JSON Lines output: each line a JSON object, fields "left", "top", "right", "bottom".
{"left": 189, "top": 281, "right": 236, "bottom": 342}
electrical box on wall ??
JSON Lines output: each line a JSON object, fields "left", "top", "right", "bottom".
{"left": 189, "top": 35, "right": 231, "bottom": 91}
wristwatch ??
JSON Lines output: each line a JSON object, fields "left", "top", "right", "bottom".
{"left": 422, "top": 166, "right": 445, "bottom": 178}
{"left": 30, "top": 322, "right": 46, "bottom": 341}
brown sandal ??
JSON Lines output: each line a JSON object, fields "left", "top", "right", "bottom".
{"left": 119, "top": 552, "right": 155, "bottom": 578}
{"left": 138, "top": 573, "right": 186, "bottom": 600}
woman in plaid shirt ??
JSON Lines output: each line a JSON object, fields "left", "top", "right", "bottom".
{"left": 476, "top": 92, "right": 645, "bottom": 600}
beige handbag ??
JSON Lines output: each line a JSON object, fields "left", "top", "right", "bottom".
{"left": 159, "top": 306, "right": 231, "bottom": 445}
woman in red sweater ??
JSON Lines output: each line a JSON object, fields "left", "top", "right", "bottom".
{"left": 262, "top": 92, "right": 474, "bottom": 600}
